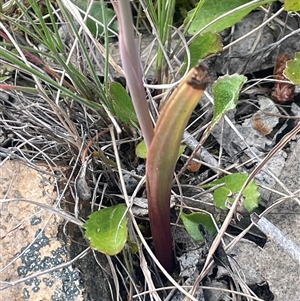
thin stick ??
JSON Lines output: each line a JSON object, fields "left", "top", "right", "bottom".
{"left": 251, "top": 212, "right": 300, "bottom": 265}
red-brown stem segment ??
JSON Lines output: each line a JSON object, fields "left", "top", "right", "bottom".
{"left": 146, "top": 64, "right": 209, "bottom": 273}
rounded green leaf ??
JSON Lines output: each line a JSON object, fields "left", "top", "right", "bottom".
{"left": 284, "top": 52, "right": 300, "bottom": 85}
{"left": 183, "top": 32, "right": 223, "bottom": 73}
{"left": 83, "top": 204, "right": 128, "bottom": 255}
{"left": 213, "top": 186, "right": 230, "bottom": 210}
{"left": 180, "top": 212, "right": 216, "bottom": 241}
{"left": 203, "top": 173, "right": 260, "bottom": 212}
{"left": 212, "top": 74, "right": 247, "bottom": 126}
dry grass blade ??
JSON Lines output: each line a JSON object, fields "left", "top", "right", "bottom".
{"left": 0, "top": 198, "right": 83, "bottom": 226}
{"left": 139, "top": 247, "right": 162, "bottom": 301}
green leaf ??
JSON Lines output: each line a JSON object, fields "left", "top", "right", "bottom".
{"left": 76, "top": 1, "right": 118, "bottom": 36}
{"left": 180, "top": 212, "right": 216, "bottom": 241}
{"left": 284, "top": 0, "right": 300, "bottom": 11}
{"left": 136, "top": 140, "right": 185, "bottom": 159}
{"left": 284, "top": 52, "right": 300, "bottom": 85}
{"left": 185, "top": 0, "right": 275, "bottom": 35}
{"left": 83, "top": 204, "right": 128, "bottom": 255}
{"left": 136, "top": 140, "right": 148, "bottom": 159}
{"left": 109, "top": 82, "right": 138, "bottom": 126}
{"left": 183, "top": 32, "right": 223, "bottom": 73}
{"left": 212, "top": 74, "right": 247, "bottom": 126}
{"left": 203, "top": 173, "right": 260, "bottom": 212}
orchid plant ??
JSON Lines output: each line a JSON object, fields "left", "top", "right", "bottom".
{"left": 0, "top": 0, "right": 278, "bottom": 276}
{"left": 112, "top": 1, "right": 211, "bottom": 273}
{"left": 109, "top": 0, "right": 264, "bottom": 273}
